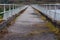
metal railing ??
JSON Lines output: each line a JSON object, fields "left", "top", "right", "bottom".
{"left": 32, "top": 4, "right": 60, "bottom": 21}
{"left": 32, "top": 4, "right": 60, "bottom": 27}
{"left": 0, "top": 4, "right": 28, "bottom": 30}
{"left": 0, "top": 4, "right": 25, "bottom": 20}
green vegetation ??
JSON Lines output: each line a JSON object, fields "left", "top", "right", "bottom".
{"left": 41, "top": 14, "right": 59, "bottom": 34}
{"left": 6, "top": 8, "right": 9, "bottom": 11}
{"left": 46, "top": 21, "right": 59, "bottom": 33}
{"left": 35, "top": 9, "right": 59, "bottom": 34}
{"left": 0, "top": 8, "right": 3, "bottom": 19}
{"left": 0, "top": 14, "right": 3, "bottom": 19}
{"left": 40, "top": 12, "right": 60, "bottom": 40}
{"left": 0, "top": 7, "right": 13, "bottom": 19}
{"left": 0, "top": 8, "right": 3, "bottom": 12}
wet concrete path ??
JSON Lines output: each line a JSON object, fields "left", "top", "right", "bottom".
{"left": 0, "top": 6, "right": 57, "bottom": 40}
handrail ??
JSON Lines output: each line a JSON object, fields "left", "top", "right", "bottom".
{"left": 0, "top": 4, "right": 26, "bottom": 20}
{"left": 32, "top": 4, "right": 60, "bottom": 27}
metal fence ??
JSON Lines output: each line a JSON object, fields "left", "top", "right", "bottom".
{"left": 0, "top": 4, "right": 25, "bottom": 20}
{"left": 0, "top": 4, "right": 28, "bottom": 30}
{"left": 32, "top": 4, "right": 60, "bottom": 27}
{"left": 32, "top": 4, "right": 60, "bottom": 21}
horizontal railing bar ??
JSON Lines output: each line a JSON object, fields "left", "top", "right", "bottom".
{"left": 0, "top": 4, "right": 23, "bottom": 6}
{"left": 39, "top": 4, "right": 60, "bottom": 5}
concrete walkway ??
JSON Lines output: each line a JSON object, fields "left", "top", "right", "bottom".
{"left": 0, "top": 6, "right": 57, "bottom": 40}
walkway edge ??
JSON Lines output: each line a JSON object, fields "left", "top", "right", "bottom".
{"left": 0, "top": 6, "right": 28, "bottom": 31}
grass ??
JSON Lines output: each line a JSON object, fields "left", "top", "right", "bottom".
{"left": 0, "top": 14, "right": 3, "bottom": 18}
{"left": 0, "top": 7, "right": 14, "bottom": 19}
{"left": 0, "top": 8, "right": 3, "bottom": 12}
{"left": 0, "top": 14, "right": 3, "bottom": 23}
{"left": 40, "top": 14, "right": 59, "bottom": 34}
{"left": 34, "top": 9, "right": 59, "bottom": 34}
{"left": 0, "top": 9, "right": 3, "bottom": 23}
{"left": 40, "top": 13, "right": 60, "bottom": 40}
{"left": 0, "top": 8, "right": 3, "bottom": 20}
{"left": 46, "top": 21, "right": 59, "bottom": 34}
{"left": 0, "top": 8, "right": 9, "bottom": 20}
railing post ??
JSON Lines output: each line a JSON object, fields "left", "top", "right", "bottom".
{"left": 9, "top": 4, "right": 11, "bottom": 17}
{"left": 48, "top": 4, "right": 50, "bottom": 17}
{"left": 46, "top": 5, "right": 48, "bottom": 15}
{"left": 54, "top": 5, "right": 56, "bottom": 21}
{"left": 13, "top": 4, "right": 15, "bottom": 15}
{"left": 49, "top": 4, "right": 51, "bottom": 17}
{"left": 15, "top": 4, "right": 16, "bottom": 9}
{"left": 54, "top": 5, "right": 57, "bottom": 27}
{"left": 3, "top": 4, "right": 6, "bottom": 20}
